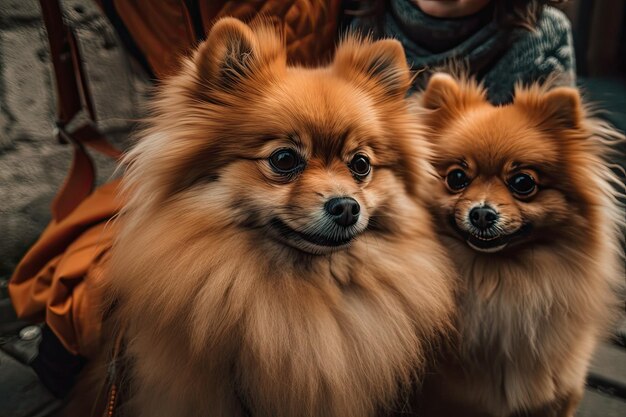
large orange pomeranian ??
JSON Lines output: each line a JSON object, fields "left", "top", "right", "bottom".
{"left": 87, "top": 19, "right": 455, "bottom": 417}
{"left": 418, "top": 73, "right": 624, "bottom": 417}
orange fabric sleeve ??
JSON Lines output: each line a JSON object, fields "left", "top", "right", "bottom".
{"left": 9, "top": 179, "right": 122, "bottom": 358}
{"left": 105, "top": 0, "right": 341, "bottom": 78}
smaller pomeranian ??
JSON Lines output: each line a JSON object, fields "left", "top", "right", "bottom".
{"left": 418, "top": 73, "right": 624, "bottom": 417}
{"left": 81, "top": 18, "right": 456, "bottom": 417}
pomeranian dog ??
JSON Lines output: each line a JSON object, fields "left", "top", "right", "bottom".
{"left": 418, "top": 73, "right": 624, "bottom": 417}
{"left": 93, "top": 18, "right": 455, "bottom": 417}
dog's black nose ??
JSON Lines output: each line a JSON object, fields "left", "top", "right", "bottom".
{"left": 469, "top": 206, "right": 498, "bottom": 230}
{"left": 325, "top": 197, "right": 360, "bottom": 227}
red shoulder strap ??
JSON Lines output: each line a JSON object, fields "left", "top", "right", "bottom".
{"left": 40, "top": 0, "right": 123, "bottom": 222}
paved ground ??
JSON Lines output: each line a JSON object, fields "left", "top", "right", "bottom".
{"left": 0, "top": 1, "right": 624, "bottom": 416}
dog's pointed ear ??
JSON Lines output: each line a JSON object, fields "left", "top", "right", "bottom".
{"left": 420, "top": 73, "right": 487, "bottom": 129}
{"left": 333, "top": 37, "right": 411, "bottom": 98}
{"left": 516, "top": 86, "right": 582, "bottom": 131}
{"left": 542, "top": 87, "right": 582, "bottom": 129}
{"left": 193, "top": 18, "right": 284, "bottom": 90}
{"left": 421, "top": 73, "right": 461, "bottom": 111}
{"left": 421, "top": 73, "right": 486, "bottom": 115}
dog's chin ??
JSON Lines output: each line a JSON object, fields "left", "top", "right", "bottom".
{"left": 269, "top": 218, "right": 362, "bottom": 255}
{"left": 448, "top": 217, "right": 532, "bottom": 254}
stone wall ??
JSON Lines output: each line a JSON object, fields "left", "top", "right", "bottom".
{"left": 0, "top": 0, "right": 149, "bottom": 280}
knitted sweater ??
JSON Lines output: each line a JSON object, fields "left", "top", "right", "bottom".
{"left": 351, "top": 1, "right": 576, "bottom": 104}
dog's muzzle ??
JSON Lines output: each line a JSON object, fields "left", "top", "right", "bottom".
{"left": 449, "top": 204, "right": 531, "bottom": 253}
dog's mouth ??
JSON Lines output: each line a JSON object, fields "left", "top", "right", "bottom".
{"left": 269, "top": 218, "right": 358, "bottom": 253}
{"left": 449, "top": 217, "right": 532, "bottom": 253}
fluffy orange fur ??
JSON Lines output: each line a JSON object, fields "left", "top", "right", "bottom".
{"left": 98, "top": 19, "right": 454, "bottom": 417}
{"left": 418, "top": 73, "right": 624, "bottom": 417}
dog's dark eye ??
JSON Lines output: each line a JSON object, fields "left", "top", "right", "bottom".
{"left": 446, "top": 169, "right": 470, "bottom": 191}
{"left": 508, "top": 173, "right": 536, "bottom": 196}
{"left": 269, "top": 149, "right": 302, "bottom": 174}
{"left": 349, "top": 154, "right": 371, "bottom": 177}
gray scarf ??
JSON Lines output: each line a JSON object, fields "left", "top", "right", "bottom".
{"left": 361, "top": 0, "right": 512, "bottom": 89}
{"left": 351, "top": 2, "right": 575, "bottom": 104}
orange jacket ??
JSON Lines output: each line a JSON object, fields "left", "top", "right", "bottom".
{"left": 9, "top": 180, "right": 121, "bottom": 358}
{"left": 100, "top": 0, "right": 342, "bottom": 78}
{"left": 9, "top": 0, "right": 341, "bottom": 359}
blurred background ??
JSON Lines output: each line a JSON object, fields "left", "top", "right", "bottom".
{"left": 0, "top": 1, "right": 624, "bottom": 416}
{"left": 559, "top": 0, "right": 626, "bottom": 130}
